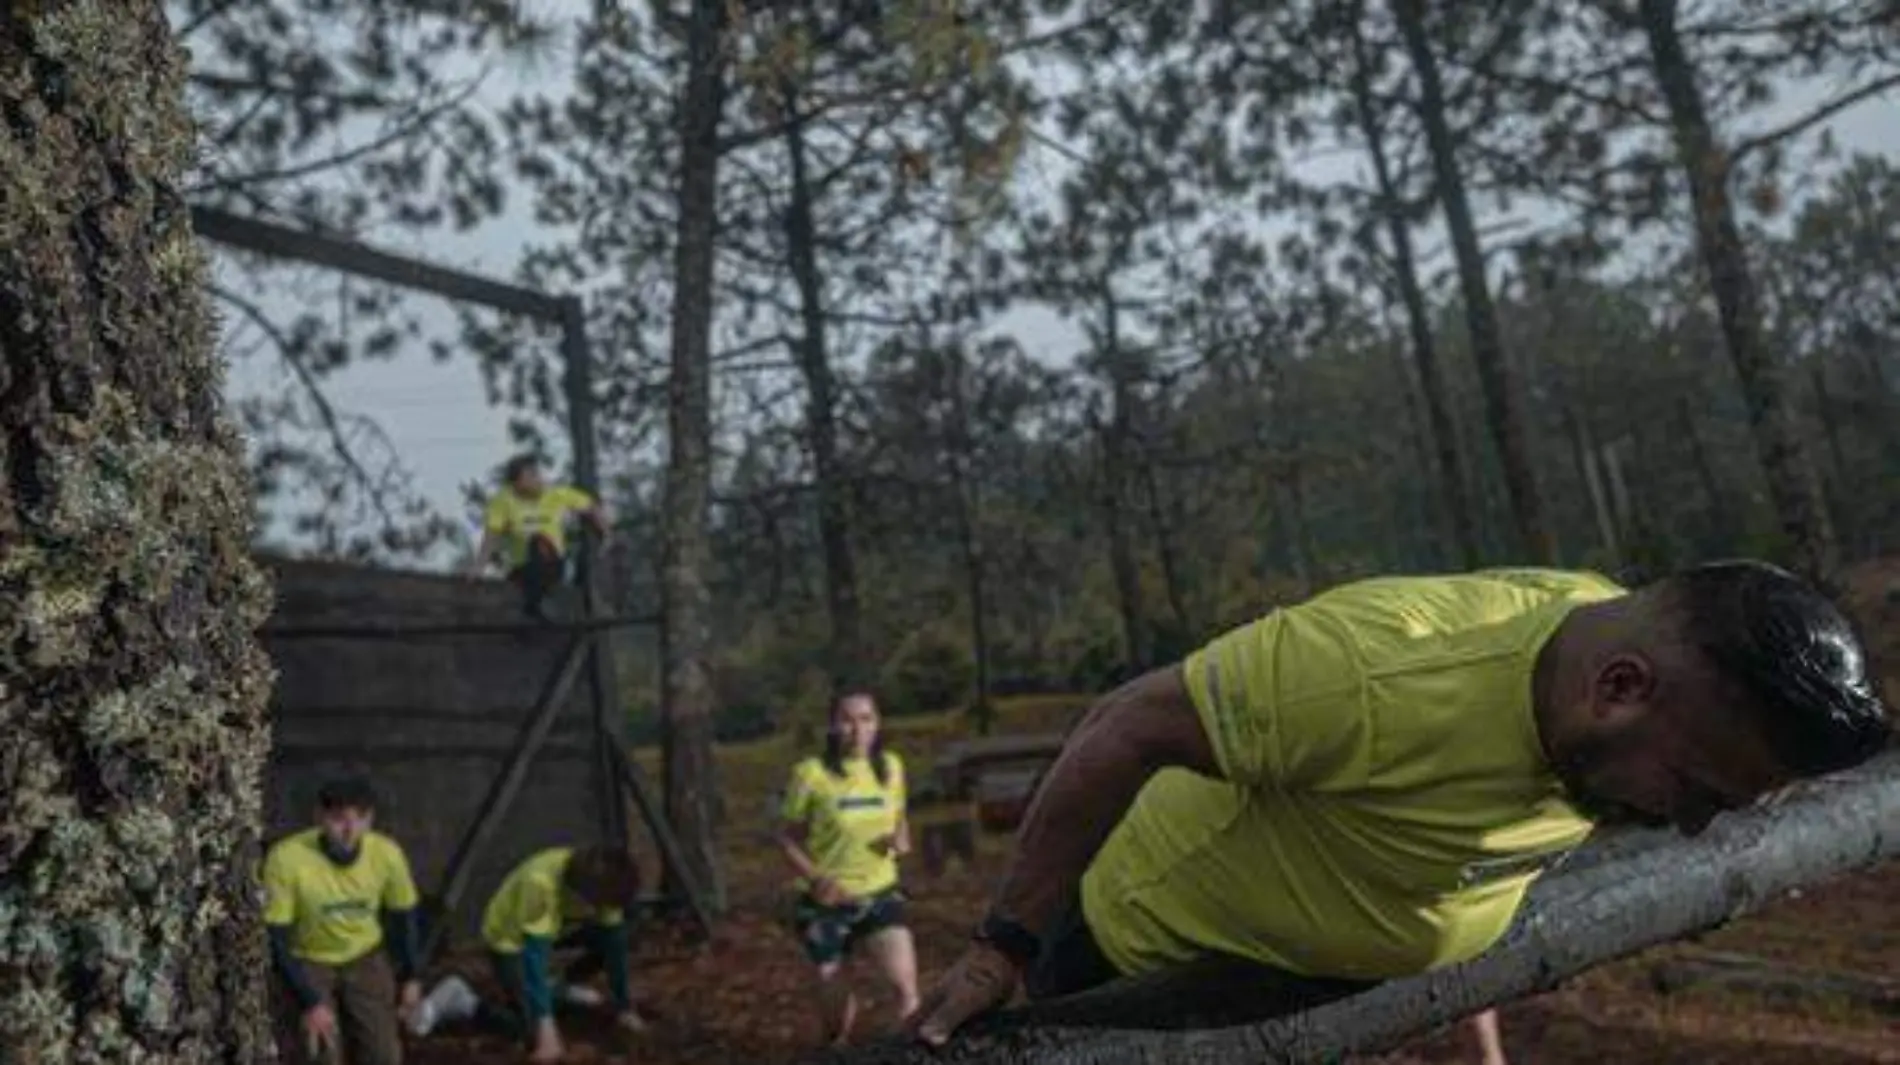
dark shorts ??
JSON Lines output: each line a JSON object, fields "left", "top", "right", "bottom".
{"left": 1024, "top": 891, "right": 1121, "bottom": 1001}
{"left": 792, "top": 887, "right": 906, "bottom": 966}
{"left": 507, "top": 535, "right": 570, "bottom": 618}
{"left": 1022, "top": 891, "right": 1375, "bottom": 1028}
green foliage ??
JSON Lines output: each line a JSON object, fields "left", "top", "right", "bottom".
{"left": 236, "top": 1, "right": 1900, "bottom": 734}
{"left": 879, "top": 623, "right": 977, "bottom": 717}
{"left": 783, "top": 666, "right": 835, "bottom": 749}
{"left": 178, "top": 0, "right": 558, "bottom": 565}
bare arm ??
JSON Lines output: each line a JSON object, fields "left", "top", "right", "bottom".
{"left": 908, "top": 665, "right": 1218, "bottom": 1044}
{"left": 989, "top": 664, "right": 1217, "bottom": 937}
{"left": 892, "top": 813, "right": 912, "bottom": 858}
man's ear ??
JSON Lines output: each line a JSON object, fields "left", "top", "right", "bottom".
{"left": 1594, "top": 653, "right": 1658, "bottom": 716}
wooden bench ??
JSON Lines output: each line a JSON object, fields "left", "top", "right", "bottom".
{"left": 911, "top": 733, "right": 1068, "bottom": 869}
{"left": 930, "top": 733, "right": 1068, "bottom": 800}
{"left": 908, "top": 779, "right": 976, "bottom": 876}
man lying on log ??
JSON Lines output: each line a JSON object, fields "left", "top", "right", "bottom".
{"left": 907, "top": 561, "right": 1891, "bottom": 1051}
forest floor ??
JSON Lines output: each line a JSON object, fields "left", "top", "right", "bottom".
{"left": 408, "top": 559, "right": 1900, "bottom": 1065}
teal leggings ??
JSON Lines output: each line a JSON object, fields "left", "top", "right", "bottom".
{"left": 486, "top": 923, "right": 631, "bottom": 1042}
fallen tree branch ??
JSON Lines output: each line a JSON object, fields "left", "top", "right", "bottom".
{"left": 811, "top": 748, "right": 1900, "bottom": 1065}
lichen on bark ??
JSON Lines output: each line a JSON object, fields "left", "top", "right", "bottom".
{"left": 1, "top": 1, "right": 276, "bottom": 1062}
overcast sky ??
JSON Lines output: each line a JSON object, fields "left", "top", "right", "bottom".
{"left": 214, "top": 19, "right": 1899, "bottom": 571}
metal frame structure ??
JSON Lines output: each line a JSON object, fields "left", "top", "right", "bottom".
{"left": 196, "top": 205, "right": 713, "bottom": 950}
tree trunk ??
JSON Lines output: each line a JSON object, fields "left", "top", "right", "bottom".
{"left": 1100, "top": 422, "right": 1148, "bottom": 671}
{"left": 0, "top": 3, "right": 276, "bottom": 1059}
{"left": 1381, "top": 339, "right": 1441, "bottom": 571}
{"left": 1810, "top": 361, "right": 1855, "bottom": 553}
{"left": 944, "top": 347, "right": 994, "bottom": 733}
{"left": 1851, "top": 329, "right": 1900, "bottom": 554}
{"left": 804, "top": 750, "right": 1900, "bottom": 1065}
{"left": 1567, "top": 403, "right": 1623, "bottom": 564}
{"left": 781, "top": 83, "right": 864, "bottom": 690}
{"left": 1350, "top": 7, "right": 1479, "bottom": 569}
{"left": 1392, "top": 0, "right": 1553, "bottom": 565}
{"left": 659, "top": 0, "right": 728, "bottom": 912}
{"left": 1676, "top": 395, "right": 1731, "bottom": 553}
{"left": 1636, "top": 0, "right": 1838, "bottom": 582}
{"left": 1097, "top": 296, "right": 1150, "bottom": 671}
{"left": 1281, "top": 460, "right": 1323, "bottom": 591}
{"left": 1136, "top": 456, "right": 1191, "bottom": 643}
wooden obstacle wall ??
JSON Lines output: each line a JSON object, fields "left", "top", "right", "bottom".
{"left": 257, "top": 554, "right": 623, "bottom": 944}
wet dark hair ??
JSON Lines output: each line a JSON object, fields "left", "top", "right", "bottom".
{"left": 822, "top": 690, "right": 890, "bottom": 786}
{"left": 316, "top": 777, "right": 378, "bottom": 813}
{"left": 564, "top": 845, "right": 641, "bottom": 907}
{"left": 1663, "top": 560, "right": 1892, "bottom": 776}
{"left": 503, "top": 453, "right": 542, "bottom": 486}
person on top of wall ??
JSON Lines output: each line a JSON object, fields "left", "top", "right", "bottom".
{"left": 465, "top": 454, "right": 609, "bottom": 621}
{"left": 775, "top": 690, "right": 922, "bottom": 1046}
{"left": 263, "top": 778, "right": 428, "bottom": 1065}
{"left": 470, "top": 844, "right": 647, "bottom": 1063}
{"left": 901, "top": 561, "right": 1892, "bottom": 1053}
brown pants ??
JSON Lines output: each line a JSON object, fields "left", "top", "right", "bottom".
{"left": 273, "top": 951, "right": 403, "bottom": 1065}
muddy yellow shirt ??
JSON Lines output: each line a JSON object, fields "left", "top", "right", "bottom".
{"left": 481, "top": 847, "right": 625, "bottom": 953}
{"left": 780, "top": 753, "right": 908, "bottom": 898}
{"left": 1080, "top": 569, "right": 1619, "bottom": 981}
{"left": 262, "top": 828, "right": 419, "bottom": 966}
{"left": 482, "top": 485, "right": 595, "bottom": 567}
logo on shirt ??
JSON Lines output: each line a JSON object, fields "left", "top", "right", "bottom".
{"left": 320, "top": 898, "right": 376, "bottom": 920}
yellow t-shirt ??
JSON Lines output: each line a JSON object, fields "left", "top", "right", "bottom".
{"left": 262, "top": 828, "right": 420, "bottom": 966}
{"left": 779, "top": 753, "right": 908, "bottom": 898}
{"left": 481, "top": 847, "right": 626, "bottom": 953}
{"left": 1080, "top": 568, "right": 1620, "bottom": 982}
{"left": 482, "top": 485, "right": 595, "bottom": 567}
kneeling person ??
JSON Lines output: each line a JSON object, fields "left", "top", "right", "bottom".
{"left": 481, "top": 845, "right": 645, "bottom": 1063}
{"left": 264, "top": 779, "right": 423, "bottom": 1065}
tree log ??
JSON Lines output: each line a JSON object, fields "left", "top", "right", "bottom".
{"left": 810, "top": 750, "right": 1900, "bottom": 1065}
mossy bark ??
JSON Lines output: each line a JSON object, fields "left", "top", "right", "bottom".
{"left": 659, "top": 0, "right": 729, "bottom": 912}
{"left": 0, "top": 1, "right": 276, "bottom": 1061}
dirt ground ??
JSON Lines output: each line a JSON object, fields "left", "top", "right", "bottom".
{"left": 406, "top": 561, "right": 1900, "bottom": 1065}
{"left": 406, "top": 854, "right": 1900, "bottom": 1065}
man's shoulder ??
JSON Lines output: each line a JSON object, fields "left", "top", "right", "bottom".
{"left": 363, "top": 831, "right": 410, "bottom": 865}
{"left": 1302, "top": 569, "right": 1624, "bottom": 629}
{"left": 1467, "top": 567, "right": 1627, "bottom": 600}
{"left": 263, "top": 827, "right": 318, "bottom": 865}
{"left": 1187, "top": 568, "right": 1626, "bottom": 672}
